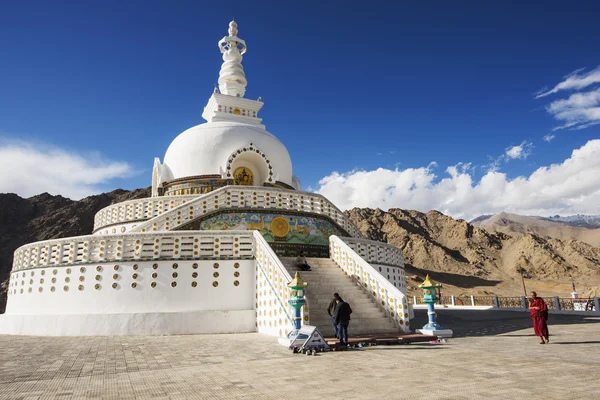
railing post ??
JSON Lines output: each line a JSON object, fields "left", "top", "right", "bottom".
{"left": 413, "top": 296, "right": 417, "bottom": 304}
{"left": 451, "top": 296, "right": 456, "bottom": 306}
{"left": 521, "top": 296, "right": 528, "bottom": 309}
{"left": 493, "top": 296, "right": 500, "bottom": 308}
{"left": 554, "top": 296, "right": 561, "bottom": 310}
{"left": 594, "top": 297, "right": 600, "bottom": 313}
{"left": 470, "top": 295, "right": 476, "bottom": 306}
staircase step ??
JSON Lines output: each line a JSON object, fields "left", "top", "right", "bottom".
{"left": 279, "top": 257, "right": 401, "bottom": 336}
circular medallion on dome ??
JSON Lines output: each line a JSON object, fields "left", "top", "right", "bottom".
{"left": 233, "top": 167, "right": 253, "bottom": 185}
{"left": 270, "top": 216, "right": 290, "bottom": 237}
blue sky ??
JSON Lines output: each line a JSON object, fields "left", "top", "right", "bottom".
{"left": 1, "top": 0, "right": 600, "bottom": 218}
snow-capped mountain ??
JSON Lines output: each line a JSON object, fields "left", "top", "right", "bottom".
{"left": 544, "top": 215, "right": 600, "bottom": 229}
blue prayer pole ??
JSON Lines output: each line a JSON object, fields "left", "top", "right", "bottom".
{"left": 287, "top": 272, "right": 307, "bottom": 331}
{"left": 425, "top": 302, "right": 441, "bottom": 330}
{"left": 291, "top": 304, "right": 302, "bottom": 329}
{"left": 419, "top": 275, "right": 442, "bottom": 331}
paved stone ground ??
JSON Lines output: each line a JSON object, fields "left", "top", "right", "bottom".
{"left": 1, "top": 310, "right": 599, "bottom": 399}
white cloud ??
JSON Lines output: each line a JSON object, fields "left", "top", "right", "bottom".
{"left": 537, "top": 67, "right": 600, "bottom": 130}
{"left": 536, "top": 66, "right": 600, "bottom": 98}
{"left": 543, "top": 134, "right": 556, "bottom": 143}
{"left": 505, "top": 141, "right": 533, "bottom": 160}
{"left": 547, "top": 88, "right": 600, "bottom": 130}
{"left": 0, "top": 139, "right": 136, "bottom": 199}
{"left": 316, "top": 139, "right": 600, "bottom": 220}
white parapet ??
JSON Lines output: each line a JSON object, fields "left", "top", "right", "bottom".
{"left": 254, "top": 231, "right": 297, "bottom": 338}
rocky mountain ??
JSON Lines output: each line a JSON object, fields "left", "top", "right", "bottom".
{"left": 0, "top": 188, "right": 151, "bottom": 312}
{"left": 545, "top": 214, "right": 600, "bottom": 229}
{"left": 471, "top": 212, "right": 600, "bottom": 247}
{"left": 346, "top": 208, "right": 600, "bottom": 298}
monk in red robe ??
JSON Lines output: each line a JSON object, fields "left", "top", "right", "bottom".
{"left": 528, "top": 291, "right": 549, "bottom": 344}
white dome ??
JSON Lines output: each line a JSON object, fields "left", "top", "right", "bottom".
{"left": 163, "top": 121, "right": 293, "bottom": 186}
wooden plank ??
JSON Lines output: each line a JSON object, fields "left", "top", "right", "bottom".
{"left": 325, "top": 333, "right": 438, "bottom": 346}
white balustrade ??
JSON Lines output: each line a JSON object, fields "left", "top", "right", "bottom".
{"left": 93, "top": 195, "right": 198, "bottom": 232}
{"left": 329, "top": 235, "right": 410, "bottom": 332}
{"left": 338, "top": 236, "right": 404, "bottom": 267}
{"left": 12, "top": 231, "right": 254, "bottom": 271}
{"left": 253, "top": 232, "right": 298, "bottom": 337}
{"left": 126, "top": 186, "right": 363, "bottom": 238}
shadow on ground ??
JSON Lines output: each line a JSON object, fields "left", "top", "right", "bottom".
{"left": 410, "top": 309, "right": 600, "bottom": 338}
{"left": 404, "top": 265, "right": 501, "bottom": 289}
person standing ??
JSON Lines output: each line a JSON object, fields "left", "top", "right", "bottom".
{"left": 327, "top": 293, "right": 342, "bottom": 337}
{"left": 333, "top": 297, "right": 352, "bottom": 346}
{"left": 528, "top": 291, "right": 549, "bottom": 344}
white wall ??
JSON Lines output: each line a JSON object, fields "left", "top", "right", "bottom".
{"left": 371, "top": 263, "right": 406, "bottom": 291}
{"left": 6, "top": 260, "right": 254, "bottom": 315}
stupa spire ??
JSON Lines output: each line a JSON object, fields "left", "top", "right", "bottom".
{"left": 217, "top": 21, "right": 247, "bottom": 97}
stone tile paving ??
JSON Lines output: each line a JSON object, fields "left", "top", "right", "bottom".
{"left": 0, "top": 310, "right": 599, "bottom": 399}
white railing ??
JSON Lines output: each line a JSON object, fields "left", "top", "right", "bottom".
{"left": 254, "top": 232, "right": 298, "bottom": 337}
{"left": 329, "top": 235, "right": 410, "bottom": 332}
{"left": 339, "top": 236, "right": 404, "bottom": 267}
{"left": 93, "top": 195, "right": 198, "bottom": 232}
{"left": 128, "top": 186, "right": 363, "bottom": 238}
{"left": 12, "top": 231, "right": 255, "bottom": 271}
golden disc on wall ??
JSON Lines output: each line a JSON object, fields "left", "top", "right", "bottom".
{"left": 270, "top": 216, "right": 290, "bottom": 237}
{"left": 233, "top": 167, "right": 253, "bottom": 186}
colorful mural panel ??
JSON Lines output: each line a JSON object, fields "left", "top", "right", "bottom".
{"left": 195, "top": 212, "right": 343, "bottom": 247}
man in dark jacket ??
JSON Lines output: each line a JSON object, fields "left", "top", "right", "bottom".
{"left": 327, "top": 293, "right": 342, "bottom": 336}
{"left": 333, "top": 298, "right": 352, "bottom": 345}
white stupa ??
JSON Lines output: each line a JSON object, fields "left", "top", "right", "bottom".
{"left": 0, "top": 22, "right": 409, "bottom": 337}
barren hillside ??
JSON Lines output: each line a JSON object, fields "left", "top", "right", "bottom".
{"left": 472, "top": 212, "right": 600, "bottom": 247}
{"left": 346, "top": 208, "right": 600, "bottom": 298}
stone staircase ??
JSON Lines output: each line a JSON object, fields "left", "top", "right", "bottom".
{"left": 279, "top": 257, "right": 401, "bottom": 337}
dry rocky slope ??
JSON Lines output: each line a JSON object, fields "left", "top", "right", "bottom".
{"left": 472, "top": 212, "right": 600, "bottom": 248}
{"left": 346, "top": 208, "right": 600, "bottom": 298}
{"left": 1, "top": 189, "right": 599, "bottom": 312}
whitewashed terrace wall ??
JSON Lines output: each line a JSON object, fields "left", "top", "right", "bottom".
{"left": 329, "top": 236, "right": 410, "bottom": 332}
{"left": 116, "top": 186, "right": 363, "bottom": 238}
{"left": 93, "top": 195, "right": 197, "bottom": 233}
{"left": 6, "top": 259, "right": 254, "bottom": 316}
{"left": 254, "top": 232, "right": 299, "bottom": 337}
{"left": 8, "top": 230, "right": 305, "bottom": 338}
{"left": 12, "top": 231, "right": 254, "bottom": 272}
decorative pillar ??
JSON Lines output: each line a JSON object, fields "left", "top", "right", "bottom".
{"left": 287, "top": 272, "right": 307, "bottom": 331}
{"left": 554, "top": 296, "right": 561, "bottom": 311}
{"left": 416, "top": 275, "right": 453, "bottom": 338}
{"left": 521, "top": 296, "right": 528, "bottom": 309}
